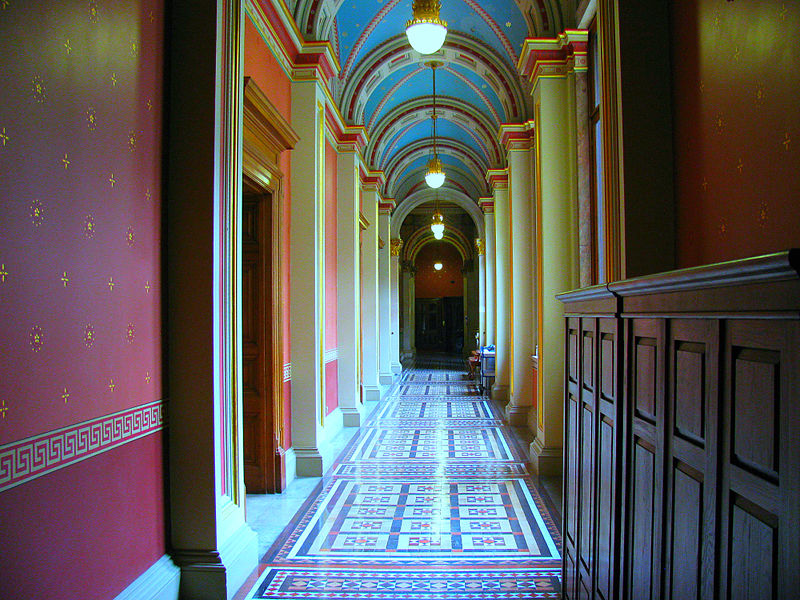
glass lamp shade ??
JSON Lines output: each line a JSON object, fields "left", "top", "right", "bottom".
{"left": 433, "top": 229, "right": 444, "bottom": 240}
{"left": 430, "top": 210, "right": 445, "bottom": 238}
{"left": 405, "top": 21, "right": 447, "bottom": 54}
{"left": 434, "top": 262, "right": 443, "bottom": 270}
{"left": 425, "top": 157, "right": 446, "bottom": 189}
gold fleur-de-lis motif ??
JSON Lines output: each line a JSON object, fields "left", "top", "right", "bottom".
{"left": 758, "top": 201, "right": 768, "bottom": 227}
{"left": 505, "top": 21, "right": 511, "bottom": 28}
{"left": 130, "top": 39, "right": 139, "bottom": 57}
{"left": 148, "top": 10, "right": 154, "bottom": 23}
{"left": 783, "top": 132, "right": 791, "bottom": 151}
{"left": 146, "top": 98, "right": 153, "bottom": 111}
{"left": 84, "top": 324, "right": 95, "bottom": 347}
{"left": 734, "top": 46, "right": 740, "bottom": 62}
{"left": 61, "top": 271, "right": 70, "bottom": 287}
{"left": 126, "top": 323, "right": 135, "bottom": 343}
{"left": 145, "top": 280, "right": 151, "bottom": 294}
{"left": 107, "top": 276, "right": 115, "bottom": 291}
{"left": 84, "top": 214, "right": 95, "bottom": 239}
{"left": 62, "top": 153, "right": 70, "bottom": 169}
{"left": 0, "top": 264, "right": 8, "bottom": 283}
{"left": 145, "top": 188, "right": 152, "bottom": 202}
{"left": 0, "top": 399, "right": 8, "bottom": 419}
{"left": 86, "top": 107, "right": 97, "bottom": 130}
{"left": 89, "top": 0, "right": 98, "bottom": 22}
{"left": 126, "top": 226, "right": 135, "bottom": 247}
{"left": 64, "top": 38, "right": 72, "bottom": 54}
{"left": 701, "top": 177, "right": 708, "bottom": 192}
{"left": 127, "top": 130, "right": 137, "bottom": 152}
{"left": 699, "top": 80, "right": 705, "bottom": 94}
{"left": 62, "top": 388, "right": 70, "bottom": 403}
{"left": 30, "top": 326, "right": 44, "bottom": 352}
{"left": 1, "top": 0, "right": 9, "bottom": 10}
{"left": 0, "top": 127, "right": 8, "bottom": 145}
{"left": 30, "top": 199, "right": 44, "bottom": 226}
{"left": 719, "top": 218, "right": 728, "bottom": 236}
{"left": 780, "top": 3, "right": 788, "bottom": 20}
{"left": 736, "top": 158, "right": 744, "bottom": 173}
{"left": 108, "top": 173, "right": 116, "bottom": 187}
{"left": 108, "top": 378, "right": 116, "bottom": 392}
{"left": 110, "top": 72, "right": 117, "bottom": 87}
{"left": 32, "top": 75, "right": 46, "bottom": 103}
{"left": 145, "top": 371, "right": 151, "bottom": 383}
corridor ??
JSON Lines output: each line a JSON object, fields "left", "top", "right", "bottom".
{"left": 240, "top": 355, "right": 562, "bottom": 599}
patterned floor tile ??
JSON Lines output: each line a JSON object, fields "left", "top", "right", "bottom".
{"left": 242, "top": 354, "right": 561, "bottom": 599}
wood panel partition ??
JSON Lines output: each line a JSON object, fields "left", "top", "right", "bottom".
{"left": 558, "top": 250, "right": 800, "bottom": 599}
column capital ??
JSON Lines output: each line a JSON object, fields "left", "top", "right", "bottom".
{"left": 360, "top": 168, "right": 386, "bottom": 192}
{"left": 518, "top": 30, "right": 589, "bottom": 84}
{"left": 479, "top": 197, "right": 495, "bottom": 213}
{"left": 499, "top": 121, "right": 536, "bottom": 152}
{"left": 379, "top": 198, "right": 396, "bottom": 215}
{"left": 335, "top": 125, "right": 369, "bottom": 155}
{"left": 390, "top": 238, "right": 404, "bottom": 256}
{"left": 486, "top": 169, "right": 509, "bottom": 191}
{"left": 475, "top": 238, "right": 485, "bottom": 256}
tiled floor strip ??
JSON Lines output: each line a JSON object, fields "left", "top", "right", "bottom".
{"left": 244, "top": 354, "right": 562, "bottom": 599}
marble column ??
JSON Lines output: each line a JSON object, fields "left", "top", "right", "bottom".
{"left": 480, "top": 199, "right": 496, "bottom": 346}
{"left": 289, "top": 79, "right": 327, "bottom": 476}
{"left": 401, "top": 264, "right": 416, "bottom": 360}
{"left": 500, "top": 123, "right": 536, "bottom": 428}
{"left": 360, "top": 176, "right": 382, "bottom": 402}
{"left": 390, "top": 239, "right": 403, "bottom": 374}
{"left": 377, "top": 202, "right": 394, "bottom": 385}
{"left": 336, "top": 149, "right": 363, "bottom": 427}
{"left": 487, "top": 170, "right": 510, "bottom": 403}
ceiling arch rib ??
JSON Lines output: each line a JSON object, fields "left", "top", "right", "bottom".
{"left": 340, "top": 32, "right": 529, "bottom": 127}
{"left": 404, "top": 225, "right": 474, "bottom": 264}
{"left": 367, "top": 97, "right": 504, "bottom": 170}
{"left": 384, "top": 140, "right": 488, "bottom": 196}
{"left": 392, "top": 188, "right": 485, "bottom": 238}
{"left": 394, "top": 164, "right": 486, "bottom": 203}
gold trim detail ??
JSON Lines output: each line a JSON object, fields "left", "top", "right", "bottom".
{"left": 390, "top": 238, "right": 404, "bottom": 256}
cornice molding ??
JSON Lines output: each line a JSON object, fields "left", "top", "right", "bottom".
{"left": 499, "top": 121, "right": 536, "bottom": 151}
{"left": 518, "top": 29, "right": 589, "bottom": 84}
{"left": 486, "top": 168, "right": 509, "bottom": 190}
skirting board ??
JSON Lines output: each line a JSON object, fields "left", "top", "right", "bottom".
{"left": 113, "top": 555, "right": 180, "bottom": 600}
{"left": 530, "top": 438, "right": 562, "bottom": 477}
{"left": 284, "top": 447, "right": 297, "bottom": 488}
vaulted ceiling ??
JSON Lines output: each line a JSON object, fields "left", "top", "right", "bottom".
{"left": 290, "top": 0, "right": 570, "bottom": 209}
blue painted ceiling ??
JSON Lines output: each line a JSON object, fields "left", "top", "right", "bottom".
{"left": 293, "top": 0, "right": 566, "bottom": 208}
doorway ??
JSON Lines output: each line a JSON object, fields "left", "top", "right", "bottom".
{"left": 242, "top": 179, "right": 284, "bottom": 493}
{"left": 414, "top": 296, "right": 464, "bottom": 353}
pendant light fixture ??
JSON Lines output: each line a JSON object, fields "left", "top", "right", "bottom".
{"left": 405, "top": 0, "right": 447, "bottom": 55}
{"left": 425, "top": 61, "right": 445, "bottom": 189}
{"left": 430, "top": 191, "right": 445, "bottom": 239}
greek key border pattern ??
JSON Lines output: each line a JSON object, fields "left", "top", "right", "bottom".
{"left": 0, "top": 400, "right": 165, "bottom": 493}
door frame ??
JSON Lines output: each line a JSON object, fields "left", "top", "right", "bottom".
{"left": 242, "top": 77, "right": 298, "bottom": 491}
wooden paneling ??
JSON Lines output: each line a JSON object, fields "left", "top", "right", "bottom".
{"left": 558, "top": 251, "right": 800, "bottom": 599}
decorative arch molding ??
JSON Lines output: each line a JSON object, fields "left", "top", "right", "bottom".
{"left": 368, "top": 97, "right": 503, "bottom": 169}
{"left": 392, "top": 188, "right": 485, "bottom": 238}
{"left": 340, "top": 32, "right": 529, "bottom": 126}
{"left": 393, "top": 163, "right": 486, "bottom": 203}
{"left": 384, "top": 138, "right": 488, "bottom": 192}
{"left": 403, "top": 225, "right": 473, "bottom": 264}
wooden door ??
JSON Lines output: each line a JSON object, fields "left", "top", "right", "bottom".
{"left": 242, "top": 185, "right": 283, "bottom": 493}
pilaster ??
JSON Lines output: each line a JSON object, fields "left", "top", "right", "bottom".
{"left": 487, "top": 170, "right": 510, "bottom": 404}
{"left": 360, "top": 172, "right": 383, "bottom": 401}
{"left": 336, "top": 145, "right": 364, "bottom": 427}
{"left": 401, "top": 264, "right": 416, "bottom": 360}
{"left": 476, "top": 238, "right": 486, "bottom": 347}
{"left": 289, "top": 79, "right": 327, "bottom": 476}
{"left": 390, "top": 238, "right": 404, "bottom": 374}
{"left": 377, "top": 201, "right": 395, "bottom": 385}
{"left": 166, "top": 1, "right": 257, "bottom": 596}
{"left": 480, "top": 199, "right": 496, "bottom": 347}
{"left": 499, "top": 122, "right": 536, "bottom": 427}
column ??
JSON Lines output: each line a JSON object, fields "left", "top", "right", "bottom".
{"left": 390, "top": 238, "right": 403, "bottom": 374}
{"left": 519, "top": 34, "right": 583, "bottom": 474}
{"left": 289, "top": 79, "right": 326, "bottom": 476}
{"left": 476, "top": 238, "right": 486, "bottom": 346}
{"left": 480, "top": 199, "right": 496, "bottom": 346}
{"left": 487, "top": 170, "right": 510, "bottom": 403}
{"left": 337, "top": 147, "right": 363, "bottom": 426}
{"left": 401, "top": 264, "right": 416, "bottom": 360}
{"left": 377, "top": 202, "right": 394, "bottom": 385}
{"left": 360, "top": 175, "right": 382, "bottom": 401}
{"left": 166, "top": 1, "right": 257, "bottom": 596}
{"left": 500, "top": 123, "right": 536, "bottom": 428}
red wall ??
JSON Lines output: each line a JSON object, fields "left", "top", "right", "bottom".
{"left": 672, "top": 0, "right": 800, "bottom": 268}
{"left": 244, "top": 15, "right": 294, "bottom": 448}
{"left": 415, "top": 242, "right": 464, "bottom": 298}
{"left": 0, "top": 0, "right": 165, "bottom": 596}
{"left": 325, "top": 141, "right": 339, "bottom": 415}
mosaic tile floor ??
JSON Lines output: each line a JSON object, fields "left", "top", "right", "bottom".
{"left": 242, "top": 355, "right": 562, "bottom": 599}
